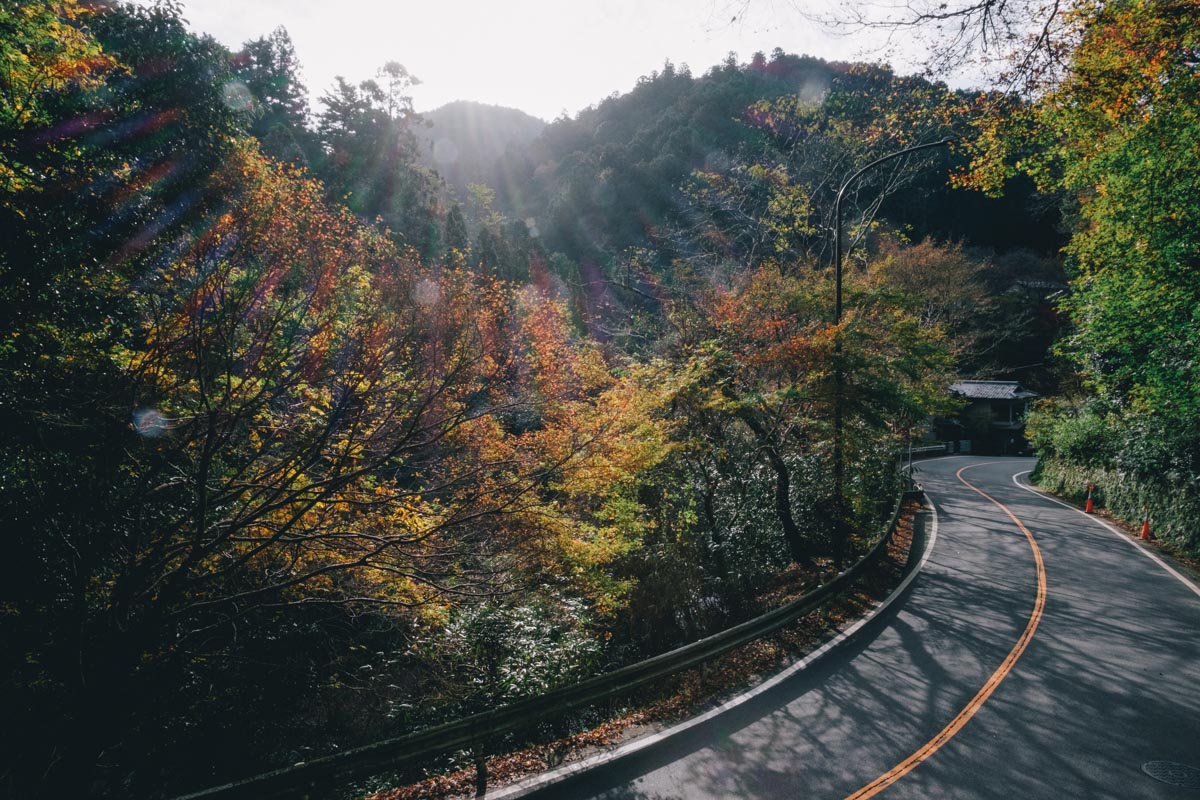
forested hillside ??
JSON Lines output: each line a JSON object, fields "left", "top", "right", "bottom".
{"left": 418, "top": 100, "right": 546, "bottom": 199}
{"left": 476, "top": 51, "right": 1065, "bottom": 382}
{"left": 492, "top": 52, "right": 1061, "bottom": 261}
{"left": 2, "top": 1, "right": 1194, "bottom": 798}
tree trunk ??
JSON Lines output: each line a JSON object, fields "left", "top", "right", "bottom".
{"left": 701, "top": 478, "right": 739, "bottom": 613}
{"left": 737, "top": 411, "right": 814, "bottom": 567}
{"left": 766, "top": 446, "right": 812, "bottom": 566}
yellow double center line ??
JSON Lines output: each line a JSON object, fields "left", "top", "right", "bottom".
{"left": 844, "top": 464, "right": 1048, "bottom": 799}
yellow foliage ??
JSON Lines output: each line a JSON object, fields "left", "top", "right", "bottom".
{"left": 0, "top": 1, "right": 119, "bottom": 197}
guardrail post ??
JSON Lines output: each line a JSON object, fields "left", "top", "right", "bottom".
{"left": 473, "top": 743, "right": 488, "bottom": 798}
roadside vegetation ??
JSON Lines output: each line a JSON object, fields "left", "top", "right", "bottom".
{"left": 1017, "top": 4, "right": 1199, "bottom": 556}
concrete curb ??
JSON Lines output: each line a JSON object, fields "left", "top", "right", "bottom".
{"left": 1011, "top": 471, "right": 1200, "bottom": 599}
{"left": 486, "top": 500, "right": 941, "bottom": 799}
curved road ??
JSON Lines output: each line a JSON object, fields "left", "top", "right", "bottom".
{"left": 515, "top": 457, "right": 1200, "bottom": 799}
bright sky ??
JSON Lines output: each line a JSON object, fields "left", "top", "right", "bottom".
{"left": 157, "top": 0, "right": 933, "bottom": 121}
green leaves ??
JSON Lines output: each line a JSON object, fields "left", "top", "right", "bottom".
{"left": 999, "top": 3, "right": 1200, "bottom": 547}
{"left": 1047, "top": 3, "right": 1200, "bottom": 420}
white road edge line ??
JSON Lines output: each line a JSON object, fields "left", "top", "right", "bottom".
{"left": 1011, "top": 470, "right": 1200, "bottom": 600}
{"left": 488, "top": 502, "right": 942, "bottom": 799}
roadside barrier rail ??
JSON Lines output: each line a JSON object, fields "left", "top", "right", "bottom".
{"left": 909, "top": 443, "right": 951, "bottom": 457}
{"left": 173, "top": 476, "right": 923, "bottom": 800}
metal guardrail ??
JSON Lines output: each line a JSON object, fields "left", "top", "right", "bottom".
{"left": 172, "top": 477, "right": 923, "bottom": 800}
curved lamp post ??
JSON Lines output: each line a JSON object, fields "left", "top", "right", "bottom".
{"left": 831, "top": 138, "right": 954, "bottom": 566}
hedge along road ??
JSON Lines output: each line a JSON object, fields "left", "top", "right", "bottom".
{"left": 512, "top": 457, "right": 1200, "bottom": 799}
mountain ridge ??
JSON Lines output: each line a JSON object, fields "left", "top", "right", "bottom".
{"left": 417, "top": 100, "right": 547, "bottom": 199}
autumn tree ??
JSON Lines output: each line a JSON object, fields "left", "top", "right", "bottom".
{"left": 685, "top": 157, "right": 815, "bottom": 267}
{"left": 659, "top": 262, "right": 952, "bottom": 573}
{"left": 869, "top": 238, "right": 1065, "bottom": 380}
{"left": 1, "top": 6, "right": 676, "bottom": 794}
{"left": 818, "top": 0, "right": 1079, "bottom": 90}
{"left": 955, "top": 2, "right": 1200, "bottom": 412}
{"left": 1043, "top": 2, "right": 1200, "bottom": 422}
{"left": 0, "top": 0, "right": 116, "bottom": 198}
{"left": 4, "top": 128, "right": 673, "bottom": 795}
{"left": 846, "top": 0, "right": 1200, "bottom": 549}
{"left": 1016, "top": 2, "right": 1199, "bottom": 551}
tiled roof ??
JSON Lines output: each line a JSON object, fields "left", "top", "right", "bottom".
{"left": 1013, "top": 279, "right": 1069, "bottom": 291}
{"left": 950, "top": 380, "right": 1039, "bottom": 400}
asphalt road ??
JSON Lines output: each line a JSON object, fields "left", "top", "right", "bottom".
{"left": 516, "top": 456, "right": 1200, "bottom": 799}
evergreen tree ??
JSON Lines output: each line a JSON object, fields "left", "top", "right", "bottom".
{"left": 314, "top": 64, "right": 442, "bottom": 258}
{"left": 234, "top": 26, "right": 315, "bottom": 164}
{"left": 445, "top": 201, "right": 470, "bottom": 254}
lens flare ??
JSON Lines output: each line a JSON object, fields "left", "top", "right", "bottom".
{"left": 132, "top": 408, "right": 169, "bottom": 438}
{"left": 413, "top": 278, "right": 440, "bottom": 307}
{"left": 221, "top": 80, "right": 256, "bottom": 113}
{"left": 432, "top": 137, "right": 459, "bottom": 165}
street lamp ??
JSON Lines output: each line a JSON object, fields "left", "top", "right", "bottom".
{"left": 831, "top": 138, "right": 954, "bottom": 566}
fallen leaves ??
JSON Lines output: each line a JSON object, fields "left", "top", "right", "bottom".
{"left": 365, "top": 503, "right": 920, "bottom": 800}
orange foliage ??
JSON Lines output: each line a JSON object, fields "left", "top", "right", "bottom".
{"left": 108, "top": 141, "right": 672, "bottom": 625}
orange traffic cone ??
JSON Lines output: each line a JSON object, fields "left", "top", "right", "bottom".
{"left": 1140, "top": 505, "right": 1151, "bottom": 540}
{"left": 1084, "top": 484, "right": 1094, "bottom": 514}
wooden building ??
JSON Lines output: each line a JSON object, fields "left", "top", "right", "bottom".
{"left": 937, "top": 380, "right": 1039, "bottom": 455}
